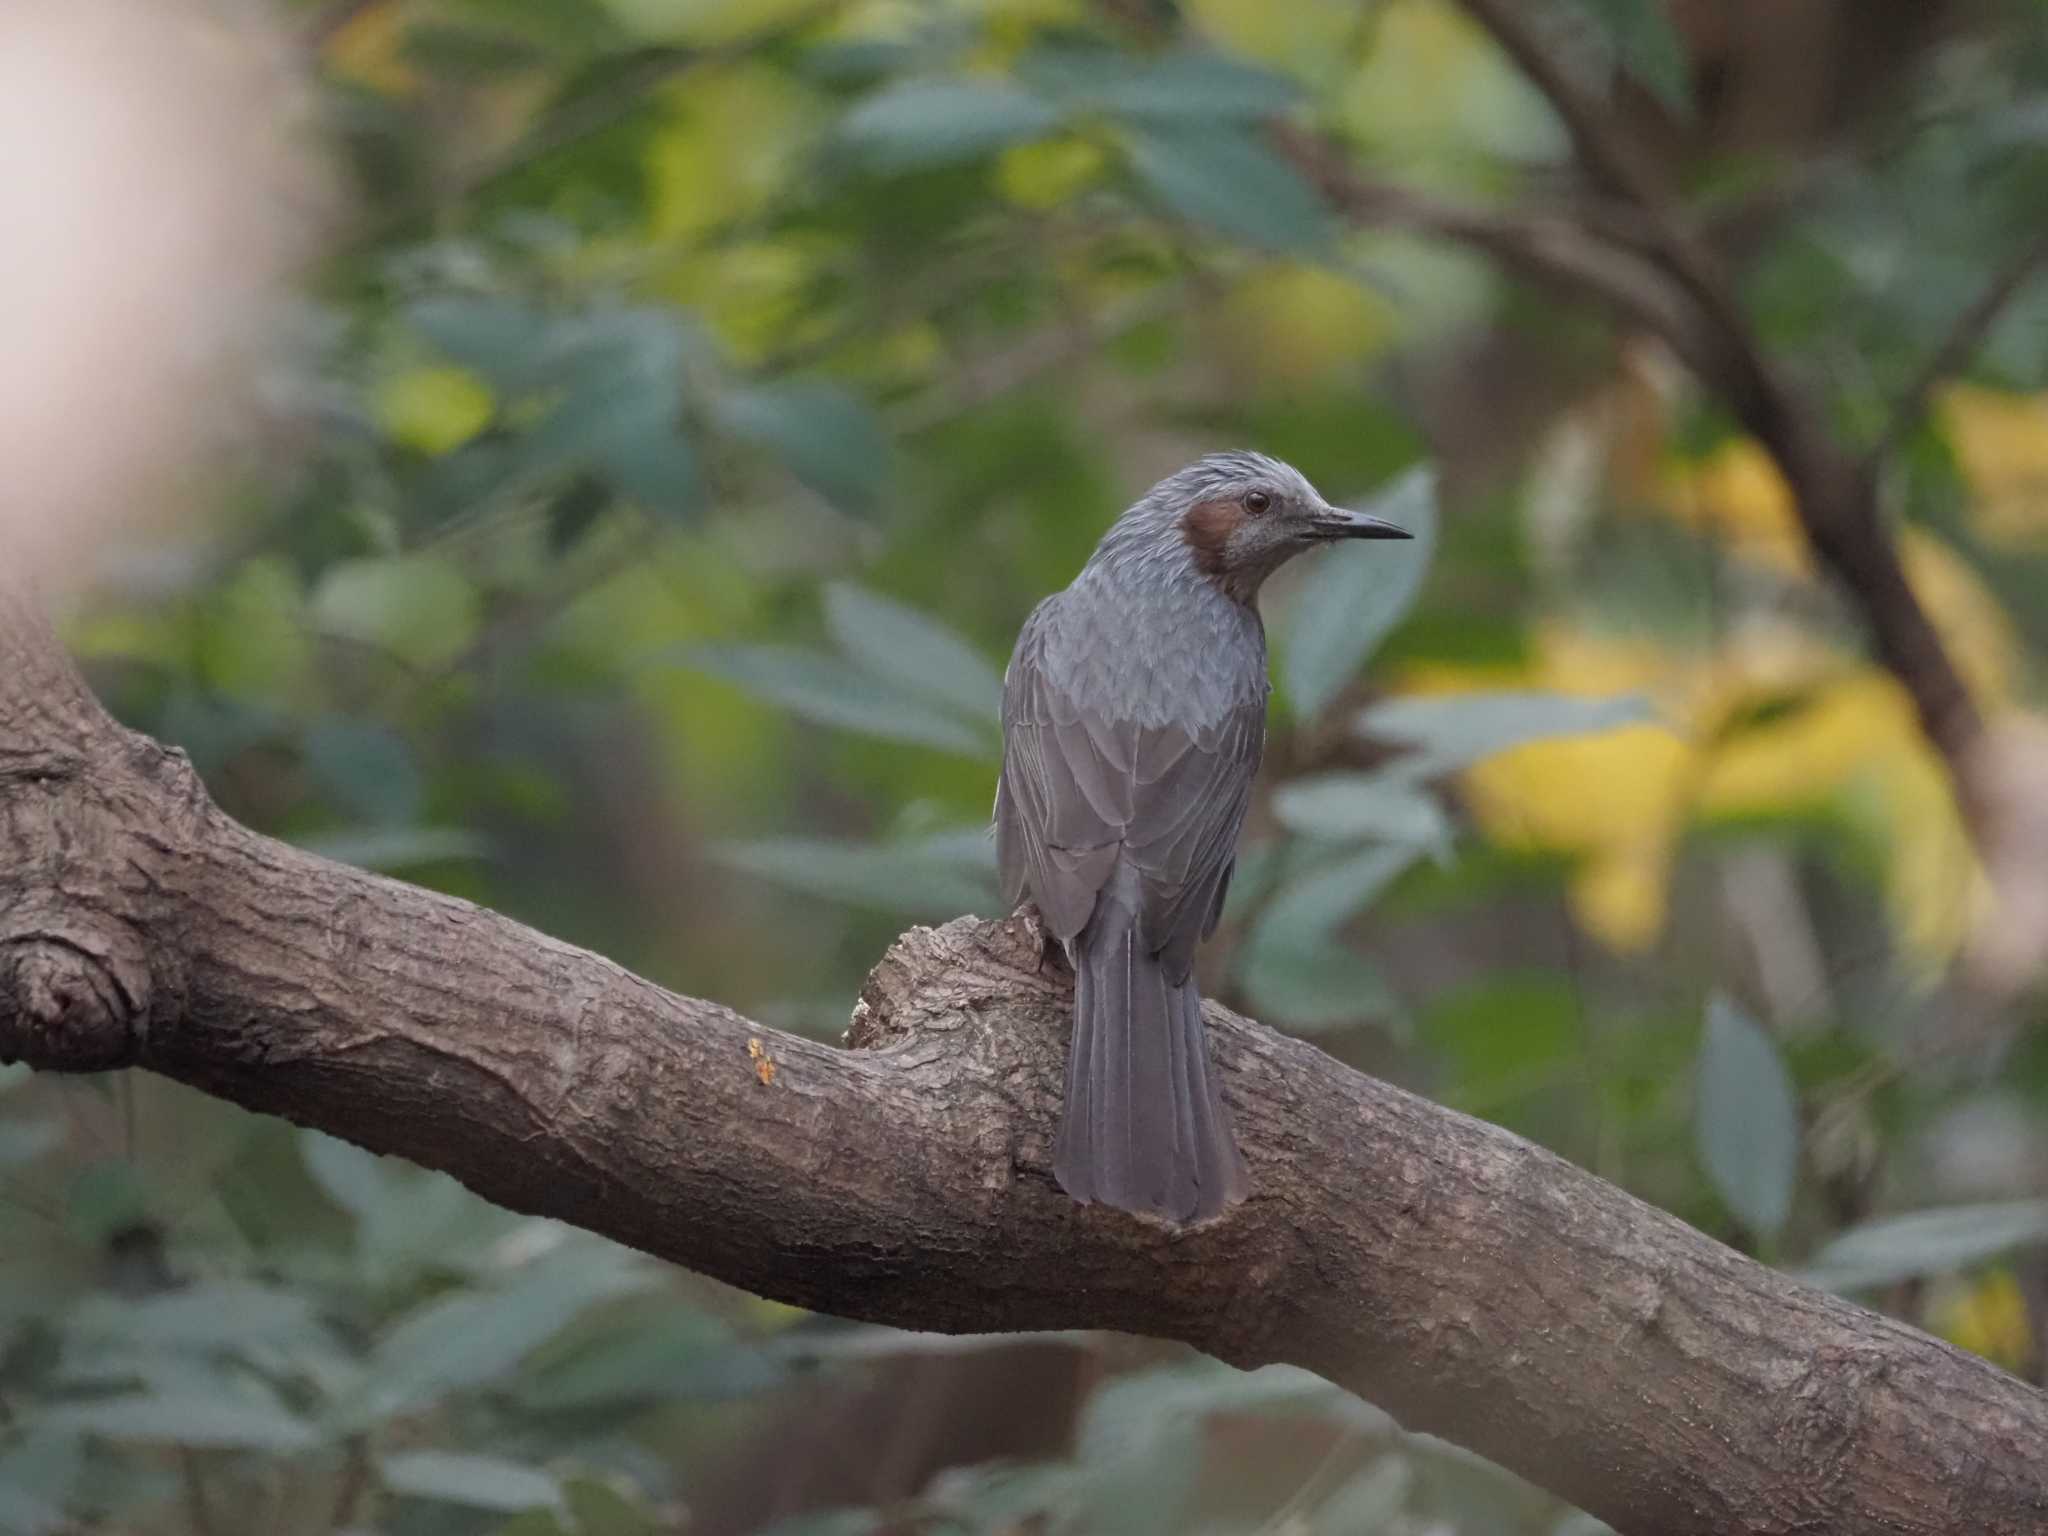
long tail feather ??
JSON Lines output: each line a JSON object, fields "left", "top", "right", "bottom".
{"left": 1054, "top": 906, "right": 1247, "bottom": 1222}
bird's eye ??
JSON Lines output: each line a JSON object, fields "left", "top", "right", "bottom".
{"left": 1244, "top": 490, "right": 1272, "bottom": 515}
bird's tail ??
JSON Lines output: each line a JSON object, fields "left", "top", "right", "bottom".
{"left": 1054, "top": 907, "right": 1248, "bottom": 1222}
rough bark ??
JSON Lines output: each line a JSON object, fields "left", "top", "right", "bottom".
{"left": 2, "top": 588, "right": 2045, "bottom": 1536}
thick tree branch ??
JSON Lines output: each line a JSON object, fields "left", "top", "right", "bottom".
{"left": 2, "top": 589, "right": 2045, "bottom": 1536}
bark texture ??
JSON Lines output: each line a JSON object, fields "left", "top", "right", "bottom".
{"left": 2, "top": 586, "right": 2046, "bottom": 1536}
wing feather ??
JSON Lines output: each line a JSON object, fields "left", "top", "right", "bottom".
{"left": 997, "top": 599, "right": 1263, "bottom": 966}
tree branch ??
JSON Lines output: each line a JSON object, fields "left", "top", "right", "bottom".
{"left": 1270, "top": 131, "right": 1987, "bottom": 797}
{"left": 1450, "top": 0, "right": 1758, "bottom": 358}
{"left": 2, "top": 588, "right": 2045, "bottom": 1536}
{"left": 1446, "top": 0, "right": 1989, "bottom": 783}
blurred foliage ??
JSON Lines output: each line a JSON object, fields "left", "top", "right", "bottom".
{"left": 8, "top": 0, "right": 2048, "bottom": 1530}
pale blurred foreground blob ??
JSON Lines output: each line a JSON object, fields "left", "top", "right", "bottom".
{"left": 0, "top": 1, "right": 317, "bottom": 595}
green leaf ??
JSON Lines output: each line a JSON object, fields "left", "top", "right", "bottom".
{"left": 1269, "top": 773, "right": 1451, "bottom": 852}
{"left": 837, "top": 80, "right": 1062, "bottom": 172}
{"left": 1360, "top": 690, "right": 1654, "bottom": 776}
{"left": 301, "top": 1131, "right": 521, "bottom": 1283}
{"left": 0, "top": 1431, "right": 78, "bottom": 1536}
{"left": 756, "top": 1511, "right": 883, "bottom": 1536}
{"left": 300, "top": 1131, "right": 395, "bottom": 1225}
{"left": 64, "top": 1284, "right": 325, "bottom": 1354}
{"left": 1695, "top": 994, "right": 1799, "bottom": 1239}
{"left": 380, "top": 1451, "right": 564, "bottom": 1513}
{"left": 924, "top": 1461, "right": 1079, "bottom": 1532}
{"left": 157, "top": 689, "right": 286, "bottom": 783}
{"left": 1315, "top": 1457, "right": 1412, "bottom": 1530}
{"left": 295, "top": 826, "right": 490, "bottom": 871}
{"left": 564, "top": 1476, "right": 661, "bottom": 1536}
{"left": 0, "top": 1119, "right": 62, "bottom": 1167}
{"left": 304, "top": 718, "right": 422, "bottom": 827}
{"left": 0, "top": 1481, "right": 64, "bottom": 1536}
{"left": 1281, "top": 467, "right": 1436, "bottom": 719}
{"left": 600, "top": 427, "right": 699, "bottom": 521}
{"left": 1019, "top": 46, "right": 1298, "bottom": 123}
{"left": 335, "top": 1249, "right": 651, "bottom": 1427}
{"left": 42, "top": 1389, "right": 318, "bottom": 1451}
{"left": 1254, "top": 843, "right": 1421, "bottom": 942}
{"left": 1239, "top": 844, "right": 1417, "bottom": 1030}
{"left": 1422, "top": 973, "right": 1585, "bottom": 1115}
{"left": 1568, "top": 0, "right": 1690, "bottom": 114}
{"left": 774, "top": 1323, "right": 1088, "bottom": 1362}
{"left": 1124, "top": 123, "right": 1332, "bottom": 251}
{"left": 516, "top": 1309, "right": 766, "bottom": 1411}
{"left": 823, "top": 583, "right": 1002, "bottom": 726}
{"left": 1079, "top": 1362, "right": 1386, "bottom": 1536}
{"left": 1797, "top": 1201, "right": 2048, "bottom": 1294}
{"left": 547, "top": 473, "right": 612, "bottom": 551}
{"left": 713, "top": 831, "right": 998, "bottom": 917}
{"left": 1239, "top": 936, "right": 1401, "bottom": 1033}
{"left": 312, "top": 555, "right": 481, "bottom": 671}
{"left": 65, "top": 1161, "right": 148, "bottom": 1245}
{"left": 516, "top": 318, "right": 686, "bottom": 482}
{"left": 714, "top": 380, "right": 889, "bottom": 516}
{"left": 681, "top": 645, "right": 989, "bottom": 756}
{"left": 409, "top": 295, "right": 555, "bottom": 390}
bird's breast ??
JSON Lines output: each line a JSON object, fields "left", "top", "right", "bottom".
{"left": 1036, "top": 570, "right": 1267, "bottom": 731}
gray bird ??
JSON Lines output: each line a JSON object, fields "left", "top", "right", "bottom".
{"left": 996, "top": 451, "right": 1412, "bottom": 1223}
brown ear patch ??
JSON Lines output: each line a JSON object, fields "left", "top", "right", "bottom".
{"left": 1181, "top": 497, "right": 1245, "bottom": 578}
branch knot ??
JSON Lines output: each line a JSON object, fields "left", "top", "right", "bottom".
{"left": 1, "top": 935, "right": 148, "bottom": 1071}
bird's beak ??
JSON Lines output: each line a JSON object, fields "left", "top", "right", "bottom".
{"left": 1308, "top": 501, "right": 1414, "bottom": 541}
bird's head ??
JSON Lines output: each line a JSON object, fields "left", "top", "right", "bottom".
{"left": 1159, "top": 450, "right": 1411, "bottom": 601}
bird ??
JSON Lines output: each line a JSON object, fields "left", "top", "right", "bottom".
{"left": 995, "top": 451, "right": 1413, "bottom": 1223}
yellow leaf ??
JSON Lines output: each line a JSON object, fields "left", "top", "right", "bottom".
{"left": 1574, "top": 843, "right": 1675, "bottom": 953}
{"left": 646, "top": 66, "right": 817, "bottom": 244}
{"left": 1939, "top": 384, "right": 2048, "bottom": 548}
{"left": 656, "top": 239, "right": 825, "bottom": 364}
{"left": 1464, "top": 722, "right": 1690, "bottom": 856}
{"left": 1900, "top": 528, "right": 2021, "bottom": 705}
{"left": 1654, "top": 439, "right": 1809, "bottom": 576}
{"left": 374, "top": 366, "right": 494, "bottom": 456}
{"left": 196, "top": 558, "right": 313, "bottom": 704}
{"left": 822, "top": 0, "right": 927, "bottom": 43}
{"left": 323, "top": 0, "right": 417, "bottom": 97}
{"left": 1187, "top": 0, "right": 1355, "bottom": 69}
{"left": 1698, "top": 672, "right": 1907, "bottom": 816}
{"left": 1337, "top": 1, "right": 1563, "bottom": 167}
{"left": 1211, "top": 263, "right": 1391, "bottom": 385}
{"left": 1873, "top": 739, "right": 1989, "bottom": 968}
{"left": 996, "top": 138, "right": 1105, "bottom": 211}
{"left": 1931, "top": 1268, "right": 2035, "bottom": 1371}
{"left": 1414, "top": 624, "right": 1695, "bottom": 952}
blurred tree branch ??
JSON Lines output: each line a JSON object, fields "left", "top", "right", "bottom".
{"left": 1254, "top": 1, "right": 2048, "bottom": 979}
{"left": 4, "top": 584, "right": 2046, "bottom": 1536}
{"left": 1446, "top": 1, "right": 1983, "bottom": 774}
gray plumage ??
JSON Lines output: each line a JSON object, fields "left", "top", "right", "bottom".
{"left": 995, "top": 451, "right": 1411, "bottom": 1222}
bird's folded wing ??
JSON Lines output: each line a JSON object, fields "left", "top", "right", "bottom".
{"left": 997, "top": 623, "right": 1264, "bottom": 976}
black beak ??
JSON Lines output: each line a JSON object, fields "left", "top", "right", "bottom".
{"left": 1308, "top": 501, "right": 1414, "bottom": 540}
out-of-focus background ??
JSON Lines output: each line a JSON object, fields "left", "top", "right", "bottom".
{"left": 5, "top": 0, "right": 2048, "bottom": 1531}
